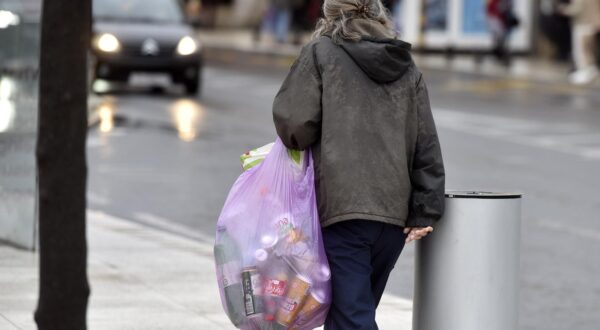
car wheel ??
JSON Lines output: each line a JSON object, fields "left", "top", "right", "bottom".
{"left": 184, "top": 77, "right": 201, "bottom": 96}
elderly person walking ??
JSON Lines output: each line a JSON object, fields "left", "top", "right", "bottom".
{"left": 272, "top": 0, "right": 446, "bottom": 328}
{"left": 560, "top": 0, "right": 600, "bottom": 85}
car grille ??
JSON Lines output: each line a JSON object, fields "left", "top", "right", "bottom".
{"left": 121, "top": 44, "right": 178, "bottom": 58}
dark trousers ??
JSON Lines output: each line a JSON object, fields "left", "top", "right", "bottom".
{"left": 322, "top": 220, "right": 408, "bottom": 330}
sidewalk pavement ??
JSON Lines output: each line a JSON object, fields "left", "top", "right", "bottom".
{"left": 0, "top": 210, "right": 413, "bottom": 329}
{"left": 198, "top": 29, "right": 600, "bottom": 89}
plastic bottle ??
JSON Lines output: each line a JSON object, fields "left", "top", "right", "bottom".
{"left": 262, "top": 255, "right": 292, "bottom": 324}
{"left": 214, "top": 226, "right": 246, "bottom": 327}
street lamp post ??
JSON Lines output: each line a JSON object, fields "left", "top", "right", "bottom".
{"left": 34, "top": 0, "right": 92, "bottom": 329}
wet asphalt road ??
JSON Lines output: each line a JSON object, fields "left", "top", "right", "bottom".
{"left": 87, "top": 63, "right": 600, "bottom": 330}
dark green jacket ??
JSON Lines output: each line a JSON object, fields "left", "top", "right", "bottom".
{"left": 273, "top": 36, "right": 445, "bottom": 228}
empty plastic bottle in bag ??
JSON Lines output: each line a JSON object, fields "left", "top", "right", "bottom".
{"left": 262, "top": 255, "right": 292, "bottom": 324}
{"left": 214, "top": 226, "right": 246, "bottom": 326}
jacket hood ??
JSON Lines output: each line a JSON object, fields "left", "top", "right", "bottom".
{"left": 339, "top": 37, "right": 413, "bottom": 84}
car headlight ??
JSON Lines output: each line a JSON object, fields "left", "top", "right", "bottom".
{"left": 96, "top": 33, "right": 120, "bottom": 53}
{"left": 176, "top": 36, "right": 197, "bottom": 56}
{"left": 0, "top": 10, "right": 20, "bottom": 29}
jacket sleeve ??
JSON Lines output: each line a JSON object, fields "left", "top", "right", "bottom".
{"left": 273, "top": 43, "right": 322, "bottom": 150}
{"left": 406, "top": 74, "right": 446, "bottom": 228}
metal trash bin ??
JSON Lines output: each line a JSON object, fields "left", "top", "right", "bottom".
{"left": 413, "top": 191, "right": 522, "bottom": 330}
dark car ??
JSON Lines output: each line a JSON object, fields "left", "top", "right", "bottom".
{"left": 91, "top": 0, "right": 202, "bottom": 95}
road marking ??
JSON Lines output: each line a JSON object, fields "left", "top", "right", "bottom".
{"left": 434, "top": 108, "right": 600, "bottom": 160}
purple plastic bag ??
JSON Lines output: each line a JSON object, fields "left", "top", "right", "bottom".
{"left": 214, "top": 139, "right": 331, "bottom": 330}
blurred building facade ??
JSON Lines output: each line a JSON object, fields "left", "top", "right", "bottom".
{"left": 185, "top": 0, "right": 590, "bottom": 60}
{"left": 397, "top": 0, "right": 534, "bottom": 51}
{"left": 186, "top": 0, "right": 532, "bottom": 46}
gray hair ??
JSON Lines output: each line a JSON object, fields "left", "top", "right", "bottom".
{"left": 313, "top": 0, "right": 396, "bottom": 43}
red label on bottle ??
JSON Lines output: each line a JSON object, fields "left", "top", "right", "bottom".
{"left": 264, "top": 278, "right": 287, "bottom": 297}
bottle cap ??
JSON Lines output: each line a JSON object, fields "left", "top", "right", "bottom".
{"left": 261, "top": 234, "right": 278, "bottom": 249}
{"left": 254, "top": 249, "right": 268, "bottom": 262}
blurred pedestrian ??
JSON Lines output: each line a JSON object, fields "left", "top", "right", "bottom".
{"left": 272, "top": 0, "right": 445, "bottom": 328}
{"left": 392, "top": 0, "right": 404, "bottom": 34}
{"left": 559, "top": 0, "right": 600, "bottom": 85}
{"left": 486, "top": 0, "right": 519, "bottom": 66}
{"left": 262, "top": 0, "right": 304, "bottom": 43}
{"left": 539, "top": 0, "right": 572, "bottom": 61}
{"left": 290, "top": 0, "right": 310, "bottom": 45}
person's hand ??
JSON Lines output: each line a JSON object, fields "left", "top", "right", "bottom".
{"left": 403, "top": 226, "right": 434, "bottom": 244}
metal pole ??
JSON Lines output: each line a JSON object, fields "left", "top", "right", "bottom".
{"left": 35, "top": 0, "right": 91, "bottom": 328}
{"left": 413, "top": 191, "right": 522, "bottom": 330}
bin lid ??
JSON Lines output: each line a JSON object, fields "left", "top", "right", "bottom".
{"left": 445, "top": 191, "right": 522, "bottom": 199}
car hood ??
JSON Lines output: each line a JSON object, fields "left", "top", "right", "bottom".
{"left": 93, "top": 21, "right": 195, "bottom": 46}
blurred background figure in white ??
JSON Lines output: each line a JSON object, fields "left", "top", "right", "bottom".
{"left": 559, "top": 0, "right": 600, "bottom": 85}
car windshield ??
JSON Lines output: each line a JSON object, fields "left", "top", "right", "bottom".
{"left": 93, "top": 0, "right": 183, "bottom": 23}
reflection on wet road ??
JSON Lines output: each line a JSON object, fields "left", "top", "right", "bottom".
{"left": 170, "top": 99, "right": 203, "bottom": 141}
{"left": 87, "top": 67, "right": 280, "bottom": 243}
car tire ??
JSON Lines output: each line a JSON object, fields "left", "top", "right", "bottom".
{"left": 184, "top": 80, "right": 198, "bottom": 95}
{"left": 184, "top": 76, "right": 201, "bottom": 96}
